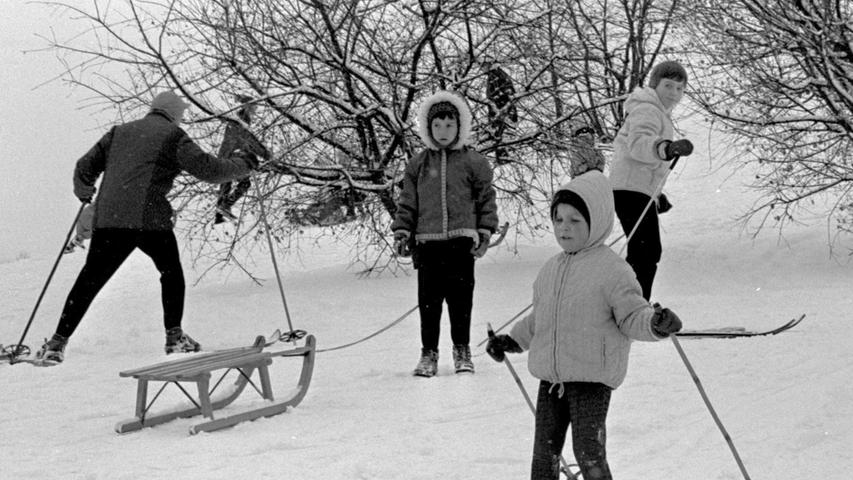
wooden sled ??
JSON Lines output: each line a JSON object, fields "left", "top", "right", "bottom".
{"left": 115, "top": 334, "right": 315, "bottom": 435}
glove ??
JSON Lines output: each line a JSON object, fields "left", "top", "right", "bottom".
{"left": 656, "top": 193, "right": 673, "bottom": 214}
{"left": 393, "top": 231, "right": 412, "bottom": 258}
{"left": 661, "top": 139, "right": 694, "bottom": 160}
{"left": 651, "top": 303, "right": 683, "bottom": 337}
{"left": 486, "top": 334, "right": 522, "bottom": 362}
{"left": 471, "top": 232, "right": 491, "bottom": 258}
{"left": 234, "top": 149, "right": 260, "bottom": 170}
{"left": 77, "top": 186, "right": 96, "bottom": 204}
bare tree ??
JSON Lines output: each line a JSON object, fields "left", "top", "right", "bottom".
{"left": 39, "top": 0, "right": 687, "bottom": 274}
{"left": 683, "top": 0, "right": 853, "bottom": 248}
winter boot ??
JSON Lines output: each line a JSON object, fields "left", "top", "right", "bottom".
{"left": 34, "top": 334, "right": 68, "bottom": 366}
{"left": 413, "top": 349, "right": 439, "bottom": 377}
{"left": 165, "top": 327, "right": 201, "bottom": 354}
{"left": 452, "top": 344, "right": 474, "bottom": 374}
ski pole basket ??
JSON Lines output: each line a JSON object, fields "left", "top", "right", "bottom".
{"left": 115, "top": 334, "right": 315, "bottom": 435}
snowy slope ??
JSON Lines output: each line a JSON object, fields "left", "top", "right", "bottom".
{"left": 2, "top": 140, "right": 851, "bottom": 479}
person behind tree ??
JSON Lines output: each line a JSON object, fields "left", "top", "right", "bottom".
{"left": 486, "top": 170, "right": 683, "bottom": 480}
{"left": 35, "top": 90, "right": 260, "bottom": 365}
{"left": 391, "top": 90, "right": 499, "bottom": 377}
{"left": 214, "top": 95, "right": 270, "bottom": 223}
{"left": 609, "top": 60, "right": 694, "bottom": 300}
{"left": 568, "top": 125, "right": 606, "bottom": 177}
{"left": 481, "top": 56, "right": 517, "bottom": 164}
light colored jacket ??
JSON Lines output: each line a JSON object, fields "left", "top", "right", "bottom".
{"left": 509, "top": 171, "right": 662, "bottom": 389}
{"left": 609, "top": 87, "right": 674, "bottom": 197}
{"left": 391, "top": 91, "right": 499, "bottom": 243}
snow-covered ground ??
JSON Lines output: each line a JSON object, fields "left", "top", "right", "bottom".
{"left": 2, "top": 137, "right": 851, "bottom": 479}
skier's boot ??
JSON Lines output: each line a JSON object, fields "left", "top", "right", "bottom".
{"left": 452, "top": 344, "right": 474, "bottom": 374}
{"left": 34, "top": 334, "right": 68, "bottom": 366}
{"left": 165, "top": 327, "right": 201, "bottom": 354}
{"left": 413, "top": 348, "right": 438, "bottom": 377}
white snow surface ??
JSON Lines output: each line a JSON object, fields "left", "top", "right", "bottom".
{"left": 2, "top": 143, "right": 852, "bottom": 479}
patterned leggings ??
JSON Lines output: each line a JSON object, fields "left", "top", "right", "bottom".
{"left": 531, "top": 381, "right": 613, "bottom": 480}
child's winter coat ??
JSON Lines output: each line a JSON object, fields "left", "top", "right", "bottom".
{"left": 391, "top": 91, "right": 499, "bottom": 243}
{"left": 509, "top": 171, "right": 662, "bottom": 389}
{"left": 609, "top": 86, "right": 675, "bottom": 197}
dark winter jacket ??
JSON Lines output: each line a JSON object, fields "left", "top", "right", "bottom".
{"left": 391, "top": 91, "right": 499, "bottom": 244}
{"left": 74, "top": 111, "right": 253, "bottom": 230}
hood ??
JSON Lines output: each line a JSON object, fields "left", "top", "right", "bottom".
{"left": 416, "top": 90, "right": 473, "bottom": 150}
{"left": 624, "top": 86, "right": 670, "bottom": 115}
{"left": 554, "top": 170, "right": 614, "bottom": 250}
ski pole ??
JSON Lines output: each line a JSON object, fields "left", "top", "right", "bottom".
{"left": 487, "top": 324, "right": 577, "bottom": 479}
{"left": 11, "top": 202, "right": 87, "bottom": 362}
{"left": 611, "top": 155, "right": 681, "bottom": 255}
{"left": 253, "top": 179, "right": 300, "bottom": 341}
{"left": 670, "top": 335, "right": 752, "bottom": 480}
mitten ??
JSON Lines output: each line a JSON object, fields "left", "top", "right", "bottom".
{"left": 393, "top": 231, "right": 412, "bottom": 257}
{"left": 652, "top": 304, "right": 683, "bottom": 337}
{"left": 471, "top": 232, "right": 491, "bottom": 258}
{"left": 661, "top": 139, "right": 694, "bottom": 160}
{"left": 656, "top": 193, "right": 673, "bottom": 214}
{"left": 486, "top": 334, "right": 522, "bottom": 362}
{"left": 234, "top": 149, "right": 260, "bottom": 169}
{"left": 77, "top": 186, "right": 96, "bottom": 203}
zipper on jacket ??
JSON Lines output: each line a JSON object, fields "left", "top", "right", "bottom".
{"left": 552, "top": 253, "right": 572, "bottom": 381}
{"left": 440, "top": 149, "right": 448, "bottom": 235}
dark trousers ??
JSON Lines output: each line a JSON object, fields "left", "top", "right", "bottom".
{"left": 613, "top": 190, "right": 661, "bottom": 300}
{"left": 532, "top": 381, "right": 613, "bottom": 480}
{"left": 55, "top": 228, "right": 185, "bottom": 338}
{"left": 414, "top": 238, "right": 475, "bottom": 351}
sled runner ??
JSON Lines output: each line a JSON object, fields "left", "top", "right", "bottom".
{"left": 115, "top": 334, "right": 315, "bottom": 435}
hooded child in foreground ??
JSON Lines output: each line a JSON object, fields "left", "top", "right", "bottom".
{"left": 487, "top": 170, "right": 682, "bottom": 480}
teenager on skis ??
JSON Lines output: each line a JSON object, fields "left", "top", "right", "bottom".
{"left": 487, "top": 171, "right": 682, "bottom": 480}
{"left": 609, "top": 60, "right": 694, "bottom": 300}
{"left": 35, "top": 90, "right": 259, "bottom": 365}
{"left": 392, "top": 90, "right": 499, "bottom": 377}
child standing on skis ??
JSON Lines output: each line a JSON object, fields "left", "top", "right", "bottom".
{"left": 609, "top": 60, "right": 694, "bottom": 300}
{"left": 486, "top": 170, "right": 682, "bottom": 480}
{"left": 392, "top": 90, "right": 499, "bottom": 377}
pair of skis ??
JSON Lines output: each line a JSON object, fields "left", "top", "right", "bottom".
{"left": 676, "top": 314, "right": 805, "bottom": 339}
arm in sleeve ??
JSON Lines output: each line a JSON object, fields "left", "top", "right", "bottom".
{"left": 472, "top": 154, "right": 499, "bottom": 234}
{"left": 624, "top": 105, "right": 669, "bottom": 166}
{"left": 508, "top": 276, "right": 542, "bottom": 351}
{"left": 390, "top": 154, "right": 422, "bottom": 235}
{"left": 609, "top": 268, "right": 660, "bottom": 342}
{"left": 175, "top": 130, "right": 253, "bottom": 184}
{"left": 73, "top": 127, "right": 114, "bottom": 201}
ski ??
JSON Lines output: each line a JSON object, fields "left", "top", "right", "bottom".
{"left": 676, "top": 314, "right": 805, "bottom": 339}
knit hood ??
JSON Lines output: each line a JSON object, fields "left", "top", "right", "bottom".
{"left": 416, "top": 90, "right": 473, "bottom": 151}
{"left": 554, "top": 170, "right": 614, "bottom": 250}
{"left": 624, "top": 86, "right": 671, "bottom": 115}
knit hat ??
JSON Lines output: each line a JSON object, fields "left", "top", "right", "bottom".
{"left": 649, "top": 61, "right": 688, "bottom": 88}
{"left": 150, "top": 90, "right": 189, "bottom": 123}
{"left": 550, "top": 189, "right": 590, "bottom": 227}
{"left": 427, "top": 101, "right": 459, "bottom": 124}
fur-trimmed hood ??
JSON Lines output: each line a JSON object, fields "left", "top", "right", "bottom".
{"left": 416, "top": 90, "right": 473, "bottom": 151}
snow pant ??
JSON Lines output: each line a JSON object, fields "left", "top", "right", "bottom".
{"left": 413, "top": 238, "right": 475, "bottom": 351}
{"left": 613, "top": 189, "right": 661, "bottom": 300}
{"left": 55, "top": 228, "right": 185, "bottom": 338}
{"left": 531, "top": 381, "right": 613, "bottom": 480}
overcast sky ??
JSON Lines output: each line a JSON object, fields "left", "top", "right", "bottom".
{"left": 0, "top": 3, "right": 114, "bottom": 262}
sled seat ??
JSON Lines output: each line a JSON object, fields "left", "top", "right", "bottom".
{"left": 115, "top": 334, "right": 316, "bottom": 435}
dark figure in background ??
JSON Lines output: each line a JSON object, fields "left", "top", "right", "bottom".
{"left": 214, "top": 95, "right": 270, "bottom": 224}
{"left": 482, "top": 57, "right": 518, "bottom": 164}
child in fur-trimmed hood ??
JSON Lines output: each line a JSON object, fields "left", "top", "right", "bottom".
{"left": 391, "top": 90, "right": 499, "bottom": 377}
